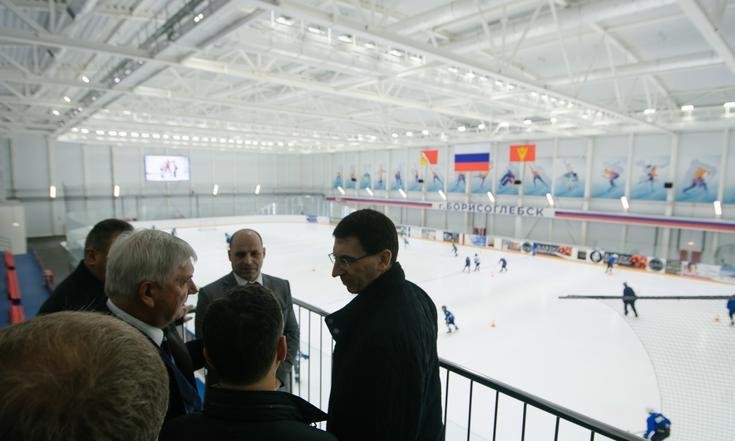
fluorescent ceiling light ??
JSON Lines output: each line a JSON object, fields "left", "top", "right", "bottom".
{"left": 113, "top": 185, "right": 120, "bottom": 198}
{"left": 723, "top": 102, "right": 735, "bottom": 109}
{"left": 337, "top": 186, "right": 346, "bottom": 195}
{"left": 478, "top": 123, "right": 486, "bottom": 130}
{"left": 275, "top": 16, "right": 293, "bottom": 25}
{"left": 620, "top": 196, "right": 629, "bottom": 211}
{"left": 438, "top": 190, "right": 447, "bottom": 200}
{"left": 51, "top": 109, "right": 60, "bottom": 116}
{"left": 545, "top": 193, "right": 554, "bottom": 207}
{"left": 81, "top": 75, "right": 90, "bottom": 83}
{"left": 523, "top": 119, "right": 532, "bottom": 125}
{"left": 49, "top": 185, "right": 57, "bottom": 199}
{"left": 389, "top": 48, "right": 403, "bottom": 57}
{"left": 406, "top": 131, "right": 413, "bottom": 137}
{"left": 391, "top": 133, "right": 399, "bottom": 138}
{"left": 421, "top": 129, "right": 429, "bottom": 135}
{"left": 550, "top": 117, "right": 558, "bottom": 124}
{"left": 398, "top": 188, "right": 407, "bottom": 198}
{"left": 337, "top": 34, "right": 352, "bottom": 43}
{"left": 448, "top": 66, "right": 459, "bottom": 73}
{"left": 364, "top": 42, "right": 376, "bottom": 49}
{"left": 643, "top": 108, "right": 656, "bottom": 115}
{"left": 63, "top": 96, "right": 71, "bottom": 103}
{"left": 457, "top": 125, "right": 466, "bottom": 132}
{"left": 681, "top": 104, "right": 694, "bottom": 112}
{"left": 307, "top": 25, "right": 323, "bottom": 34}
{"left": 255, "top": 184, "right": 261, "bottom": 195}
{"left": 80, "top": 128, "right": 89, "bottom": 134}
{"left": 486, "top": 191, "right": 495, "bottom": 203}
{"left": 212, "top": 184, "right": 219, "bottom": 196}
{"left": 365, "top": 188, "right": 374, "bottom": 196}
{"left": 714, "top": 200, "right": 722, "bottom": 216}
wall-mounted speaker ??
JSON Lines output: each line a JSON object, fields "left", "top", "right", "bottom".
{"left": 514, "top": 179, "right": 522, "bottom": 185}
{"left": 664, "top": 182, "right": 673, "bottom": 189}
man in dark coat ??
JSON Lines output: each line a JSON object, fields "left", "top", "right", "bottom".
{"left": 161, "top": 284, "right": 335, "bottom": 441}
{"left": 195, "top": 228, "right": 299, "bottom": 391}
{"left": 326, "top": 209, "right": 443, "bottom": 441}
{"left": 104, "top": 229, "right": 203, "bottom": 425}
{"left": 39, "top": 218, "right": 133, "bottom": 314}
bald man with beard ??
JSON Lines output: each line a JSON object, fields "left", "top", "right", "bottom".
{"left": 195, "top": 229, "right": 299, "bottom": 391}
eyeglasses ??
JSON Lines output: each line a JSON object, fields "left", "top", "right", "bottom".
{"left": 328, "top": 252, "right": 373, "bottom": 267}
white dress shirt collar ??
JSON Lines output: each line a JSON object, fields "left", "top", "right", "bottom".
{"left": 233, "top": 271, "right": 263, "bottom": 286}
{"left": 106, "top": 299, "right": 164, "bottom": 347}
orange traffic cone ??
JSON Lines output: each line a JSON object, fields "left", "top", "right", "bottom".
{"left": 490, "top": 320, "right": 496, "bottom": 328}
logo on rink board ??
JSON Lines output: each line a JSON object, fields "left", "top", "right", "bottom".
{"left": 437, "top": 202, "right": 552, "bottom": 217}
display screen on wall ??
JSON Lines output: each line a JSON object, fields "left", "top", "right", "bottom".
{"left": 144, "top": 155, "right": 190, "bottom": 181}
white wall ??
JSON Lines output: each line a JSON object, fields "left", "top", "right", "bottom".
{"left": 0, "top": 136, "right": 309, "bottom": 237}
{"left": 3, "top": 128, "right": 735, "bottom": 264}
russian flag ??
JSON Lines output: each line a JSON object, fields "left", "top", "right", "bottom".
{"left": 454, "top": 152, "right": 490, "bottom": 171}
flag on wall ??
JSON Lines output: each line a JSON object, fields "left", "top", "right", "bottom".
{"left": 420, "top": 149, "right": 438, "bottom": 166}
{"left": 510, "top": 144, "right": 536, "bottom": 162}
{"left": 454, "top": 153, "right": 490, "bottom": 171}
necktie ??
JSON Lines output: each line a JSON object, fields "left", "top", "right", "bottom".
{"left": 160, "top": 336, "right": 202, "bottom": 414}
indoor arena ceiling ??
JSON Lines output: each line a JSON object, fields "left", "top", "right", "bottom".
{"left": 0, "top": 0, "right": 735, "bottom": 153}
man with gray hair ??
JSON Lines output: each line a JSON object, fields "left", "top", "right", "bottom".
{"left": 0, "top": 311, "right": 169, "bottom": 441}
{"left": 105, "top": 228, "right": 203, "bottom": 423}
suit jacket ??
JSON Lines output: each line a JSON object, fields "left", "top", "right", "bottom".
{"left": 160, "top": 388, "right": 336, "bottom": 441}
{"left": 99, "top": 303, "right": 203, "bottom": 423}
{"left": 195, "top": 272, "right": 299, "bottom": 390}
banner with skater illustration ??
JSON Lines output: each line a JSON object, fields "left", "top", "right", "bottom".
{"left": 674, "top": 154, "right": 719, "bottom": 203}
{"left": 590, "top": 154, "right": 626, "bottom": 199}
{"left": 630, "top": 156, "right": 669, "bottom": 201}
{"left": 523, "top": 157, "right": 553, "bottom": 196}
{"left": 553, "top": 156, "right": 585, "bottom": 198}
{"left": 344, "top": 164, "right": 357, "bottom": 189}
{"left": 333, "top": 164, "right": 344, "bottom": 189}
{"left": 359, "top": 162, "right": 372, "bottom": 190}
{"left": 390, "top": 148, "right": 406, "bottom": 191}
{"left": 422, "top": 149, "right": 445, "bottom": 192}
{"left": 373, "top": 160, "right": 387, "bottom": 190}
{"left": 496, "top": 145, "right": 519, "bottom": 195}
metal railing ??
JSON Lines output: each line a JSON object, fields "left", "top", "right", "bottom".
{"left": 291, "top": 297, "right": 642, "bottom": 441}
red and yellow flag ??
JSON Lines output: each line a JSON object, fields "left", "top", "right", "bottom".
{"left": 510, "top": 144, "right": 536, "bottom": 162}
{"left": 420, "top": 149, "right": 438, "bottom": 166}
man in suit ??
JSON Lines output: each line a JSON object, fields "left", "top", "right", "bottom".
{"left": 104, "top": 229, "right": 203, "bottom": 424}
{"left": 39, "top": 218, "right": 133, "bottom": 314}
{"left": 0, "top": 311, "right": 169, "bottom": 441}
{"left": 195, "top": 228, "right": 299, "bottom": 391}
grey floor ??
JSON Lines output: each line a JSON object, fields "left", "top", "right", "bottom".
{"left": 27, "top": 236, "right": 73, "bottom": 288}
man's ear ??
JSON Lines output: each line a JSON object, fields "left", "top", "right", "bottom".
{"left": 84, "top": 247, "right": 98, "bottom": 265}
{"left": 378, "top": 249, "right": 392, "bottom": 270}
{"left": 262, "top": 247, "right": 267, "bottom": 260}
{"left": 138, "top": 281, "right": 156, "bottom": 309}
{"left": 276, "top": 335, "right": 287, "bottom": 363}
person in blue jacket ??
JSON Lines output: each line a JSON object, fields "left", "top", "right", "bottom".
{"left": 644, "top": 409, "right": 671, "bottom": 440}
{"left": 605, "top": 253, "right": 618, "bottom": 274}
{"left": 441, "top": 306, "right": 458, "bottom": 333}
{"left": 727, "top": 294, "right": 735, "bottom": 326}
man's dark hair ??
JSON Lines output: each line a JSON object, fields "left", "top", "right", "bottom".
{"left": 203, "top": 284, "right": 284, "bottom": 384}
{"left": 333, "top": 209, "right": 398, "bottom": 264}
{"left": 84, "top": 219, "right": 133, "bottom": 251}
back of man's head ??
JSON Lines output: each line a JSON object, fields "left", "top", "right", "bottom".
{"left": 333, "top": 209, "right": 398, "bottom": 264}
{"left": 105, "top": 228, "right": 197, "bottom": 304}
{"left": 0, "top": 311, "right": 168, "bottom": 441}
{"left": 84, "top": 218, "right": 134, "bottom": 252}
{"left": 203, "top": 284, "right": 284, "bottom": 385}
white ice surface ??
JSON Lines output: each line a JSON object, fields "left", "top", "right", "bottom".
{"left": 176, "top": 222, "right": 735, "bottom": 441}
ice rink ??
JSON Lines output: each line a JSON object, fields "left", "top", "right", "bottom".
{"left": 174, "top": 220, "right": 734, "bottom": 440}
